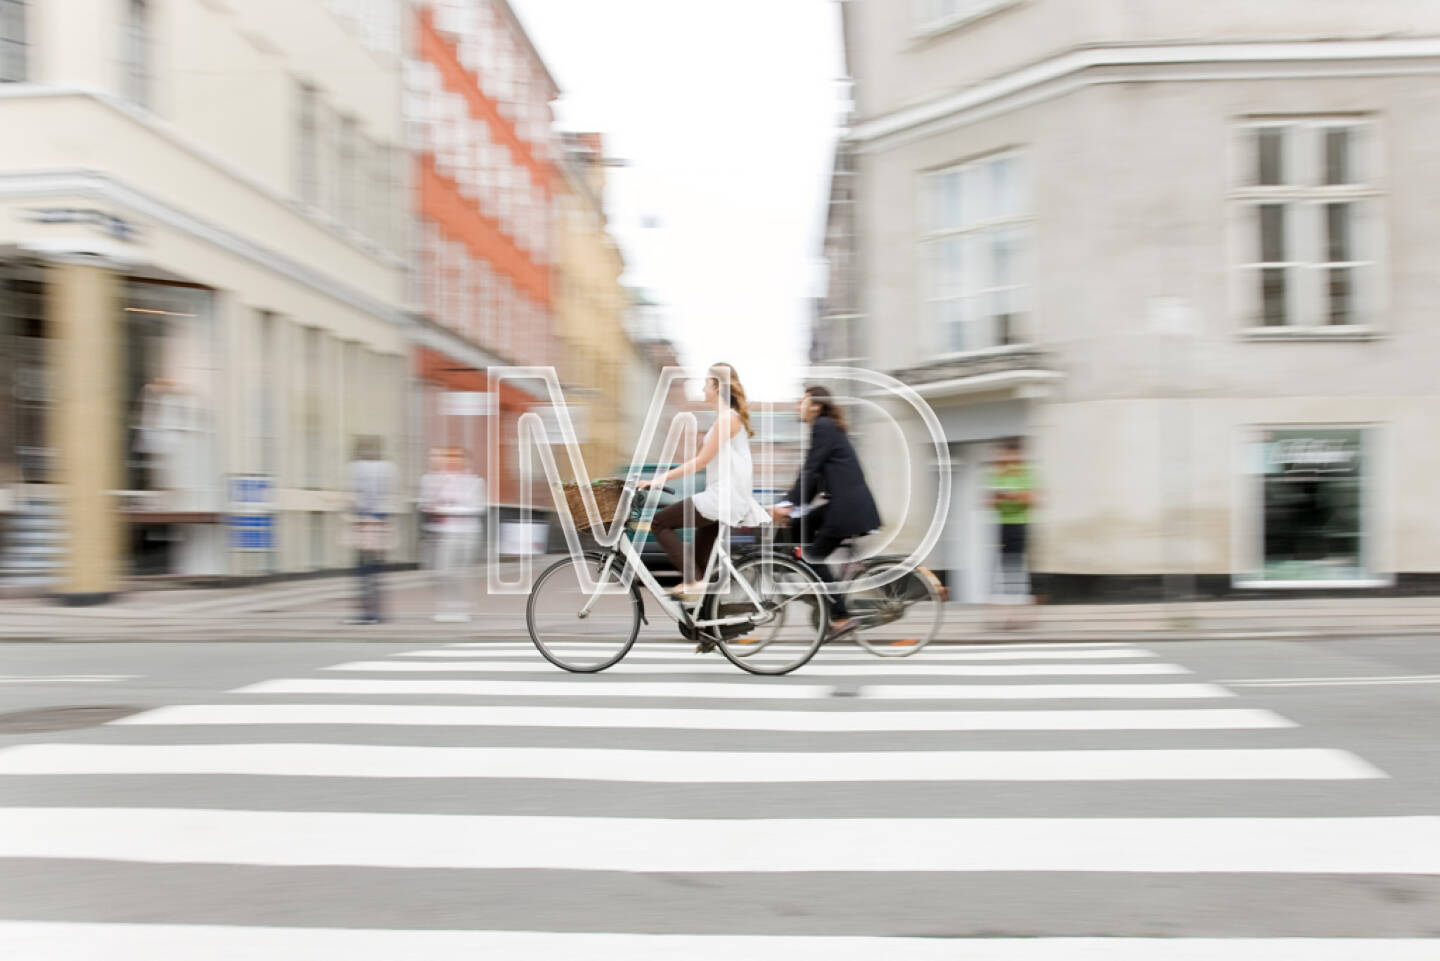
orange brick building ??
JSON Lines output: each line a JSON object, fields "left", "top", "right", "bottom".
{"left": 406, "top": 0, "right": 560, "bottom": 506}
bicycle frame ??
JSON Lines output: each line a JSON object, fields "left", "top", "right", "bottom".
{"left": 576, "top": 494, "right": 772, "bottom": 634}
{"left": 787, "top": 538, "right": 942, "bottom": 631}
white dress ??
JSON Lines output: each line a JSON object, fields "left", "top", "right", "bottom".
{"left": 691, "top": 421, "right": 772, "bottom": 528}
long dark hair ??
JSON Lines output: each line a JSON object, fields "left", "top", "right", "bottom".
{"left": 803, "top": 385, "right": 848, "bottom": 433}
{"left": 708, "top": 362, "right": 755, "bottom": 437}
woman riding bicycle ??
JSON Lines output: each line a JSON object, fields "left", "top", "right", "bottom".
{"left": 639, "top": 363, "right": 771, "bottom": 600}
{"left": 771, "top": 385, "right": 881, "bottom": 642}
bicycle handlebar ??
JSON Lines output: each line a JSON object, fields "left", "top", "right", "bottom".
{"left": 625, "top": 481, "right": 675, "bottom": 496}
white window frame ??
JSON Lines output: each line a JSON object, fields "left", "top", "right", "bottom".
{"left": 917, "top": 149, "right": 1031, "bottom": 358}
{"left": 294, "top": 81, "right": 320, "bottom": 207}
{"left": 337, "top": 114, "right": 359, "bottom": 230}
{"left": 1229, "top": 116, "right": 1385, "bottom": 339}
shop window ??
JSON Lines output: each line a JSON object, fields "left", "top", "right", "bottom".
{"left": 1255, "top": 427, "right": 1370, "bottom": 583}
{"left": 0, "top": 266, "right": 48, "bottom": 483}
{"left": 123, "top": 282, "right": 217, "bottom": 513}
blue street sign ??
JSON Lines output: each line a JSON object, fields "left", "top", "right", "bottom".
{"left": 229, "top": 475, "right": 273, "bottom": 508}
{"left": 230, "top": 514, "right": 273, "bottom": 552}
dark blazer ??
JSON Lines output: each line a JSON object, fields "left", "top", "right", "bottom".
{"left": 785, "top": 415, "right": 881, "bottom": 537}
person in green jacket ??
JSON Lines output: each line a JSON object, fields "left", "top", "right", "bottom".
{"left": 988, "top": 439, "right": 1035, "bottom": 628}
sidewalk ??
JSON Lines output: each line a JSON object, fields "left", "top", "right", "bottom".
{"left": 4, "top": 561, "right": 1440, "bottom": 642}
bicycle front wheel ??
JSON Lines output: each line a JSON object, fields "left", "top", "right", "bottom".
{"left": 526, "top": 552, "right": 641, "bottom": 672}
{"left": 712, "top": 553, "right": 828, "bottom": 676}
{"left": 851, "top": 560, "right": 946, "bottom": 658}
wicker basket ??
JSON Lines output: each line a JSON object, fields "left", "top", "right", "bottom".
{"left": 561, "top": 478, "right": 627, "bottom": 532}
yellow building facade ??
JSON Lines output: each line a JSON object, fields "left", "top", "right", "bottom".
{"left": 555, "top": 134, "right": 630, "bottom": 478}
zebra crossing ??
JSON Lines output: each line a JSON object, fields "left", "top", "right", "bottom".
{"left": 0, "top": 639, "right": 1434, "bottom": 957}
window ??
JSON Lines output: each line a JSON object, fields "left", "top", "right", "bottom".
{"left": 921, "top": 152, "right": 1029, "bottom": 353}
{"left": 477, "top": 261, "right": 495, "bottom": 348}
{"left": 1234, "top": 118, "right": 1381, "bottom": 329}
{"left": 366, "top": 137, "right": 394, "bottom": 249}
{"left": 295, "top": 82, "right": 320, "bottom": 206}
{"left": 120, "top": 0, "right": 150, "bottom": 107}
{"left": 122, "top": 282, "right": 218, "bottom": 513}
{"left": 324, "top": 0, "right": 401, "bottom": 56}
{"left": 914, "top": 0, "right": 1017, "bottom": 34}
{"left": 1250, "top": 427, "right": 1372, "bottom": 584}
{"left": 338, "top": 115, "right": 359, "bottom": 229}
{"left": 1, "top": 0, "right": 26, "bottom": 83}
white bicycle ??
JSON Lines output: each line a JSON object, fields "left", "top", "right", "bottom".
{"left": 526, "top": 480, "right": 832, "bottom": 675}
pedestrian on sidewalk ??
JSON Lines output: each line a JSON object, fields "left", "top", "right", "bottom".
{"left": 345, "top": 436, "right": 395, "bottom": 625}
{"left": 988, "top": 438, "right": 1036, "bottom": 630}
{"left": 420, "top": 446, "right": 485, "bottom": 623}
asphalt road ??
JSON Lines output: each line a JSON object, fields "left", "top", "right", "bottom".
{"left": 0, "top": 635, "right": 1438, "bottom": 958}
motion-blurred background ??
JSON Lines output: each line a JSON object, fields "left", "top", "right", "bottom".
{"left": 1, "top": 0, "right": 1437, "bottom": 609}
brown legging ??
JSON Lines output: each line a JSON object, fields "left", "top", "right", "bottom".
{"left": 651, "top": 497, "right": 720, "bottom": 583}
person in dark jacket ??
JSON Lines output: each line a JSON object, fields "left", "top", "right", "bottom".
{"left": 771, "top": 385, "right": 881, "bottom": 640}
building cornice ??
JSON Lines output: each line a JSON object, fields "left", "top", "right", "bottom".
{"left": 0, "top": 85, "right": 405, "bottom": 267}
{"left": 0, "top": 169, "right": 407, "bottom": 328}
{"left": 888, "top": 346, "right": 1064, "bottom": 400}
{"left": 847, "top": 37, "right": 1440, "bottom": 151}
{"left": 909, "top": 369, "right": 1063, "bottom": 400}
{"left": 408, "top": 312, "right": 514, "bottom": 376}
{"left": 492, "top": 0, "right": 562, "bottom": 99}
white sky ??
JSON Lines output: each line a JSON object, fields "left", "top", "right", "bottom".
{"left": 508, "top": 0, "right": 846, "bottom": 401}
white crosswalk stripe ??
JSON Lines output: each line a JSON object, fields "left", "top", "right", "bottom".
{"left": 0, "top": 639, "right": 1413, "bottom": 955}
{"left": 111, "top": 703, "right": 1298, "bottom": 731}
{"left": 0, "top": 743, "right": 1380, "bottom": 782}
{"left": 4, "top": 809, "right": 1430, "bottom": 872}
{"left": 0, "top": 924, "right": 1436, "bottom": 961}
{"left": 323, "top": 658, "right": 1193, "bottom": 676}
{"left": 408, "top": 646, "right": 1157, "bottom": 660}
{"left": 234, "top": 678, "right": 836, "bottom": 699}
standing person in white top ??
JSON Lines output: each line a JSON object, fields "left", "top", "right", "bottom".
{"left": 640, "top": 363, "right": 771, "bottom": 600}
{"left": 420, "top": 446, "right": 486, "bottom": 623}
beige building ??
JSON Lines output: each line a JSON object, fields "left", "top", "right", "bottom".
{"left": 828, "top": 0, "right": 1440, "bottom": 601}
{"left": 0, "top": 0, "right": 410, "bottom": 600}
{"left": 554, "top": 132, "right": 629, "bottom": 478}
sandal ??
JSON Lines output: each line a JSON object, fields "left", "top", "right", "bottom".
{"left": 667, "top": 582, "right": 706, "bottom": 602}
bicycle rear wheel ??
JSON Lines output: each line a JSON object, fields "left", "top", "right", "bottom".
{"left": 850, "top": 560, "right": 945, "bottom": 658}
{"left": 526, "top": 552, "right": 641, "bottom": 672}
{"left": 712, "top": 553, "right": 828, "bottom": 675}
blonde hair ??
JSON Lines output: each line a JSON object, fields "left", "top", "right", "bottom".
{"left": 707, "top": 362, "right": 754, "bottom": 438}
